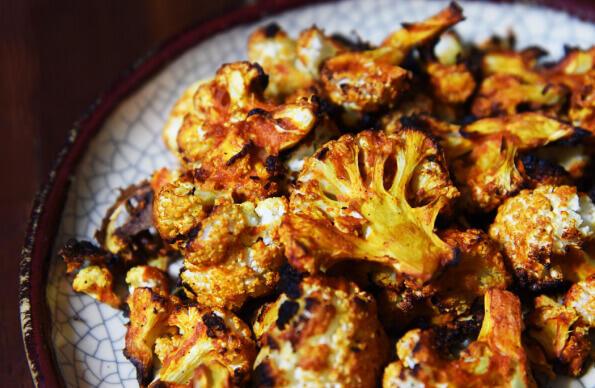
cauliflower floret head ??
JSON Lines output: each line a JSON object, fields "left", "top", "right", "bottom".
{"left": 247, "top": 24, "right": 345, "bottom": 100}
{"left": 125, "top": 265, "right": 169, "bottom": 296}
{"left": 180, "top": 197, "right": 287, "bottom": 310}
{"left": 430, "top": 229, "right": 511, "bottom": 325}
{"left": 72, "top": 266, "right": 121, "bottom": 308}
{"left": 383, "top": 289, "right": 536, "bottom": 388}
{"left": 490, "top": 185, "right": 595, "bottom": 291}
{"left": 124, "top": 288, "right": 175, "bottom": 386}
{"left": 454, "top": 113, "right": 580, "bottom": 212}
{"left": 152, "top": 305, "right": 256, "bottom": 387}
{"left": 319, "top": 3, "right": 464, "bottom": 112}
{"left": 527, "top": 295, "right": 591, "bottom": 376}
{"left": 282, "top": 129, "right": 459, "bottom": 284}
{"left": 564, "top": 275, "right": 595, "bottom": 327}
{"left": 252, "top": 275, "right": 389, "bottom": 387}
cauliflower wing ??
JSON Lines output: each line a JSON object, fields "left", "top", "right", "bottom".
{"left": 430, "top": 229, "right": 511, "bottom": 325}
{"left": 252, "top": 275, "right": 389, "bottom": 387}
{"left": 59, "top": 240, "right": 121, "bottom": 308}
{"left": 152, "top": 305, "right": 256, "bottom": 387}
{"left": 125, "top": 265, "right": 169, "bottom": 296}
{"left": 162, "top": 79, "right": 205, "bottom": 156}
{"left": 247, "top": 24, "right": 345, "bottom": 100}
{"left": 180, "top": 197, "right": 287, "bottom": 310}
{"left": 320, "top": 3, "right": 463, "bottom": 112}
{"left": 454, "top": 113, "right": 579, "bottom": 211}
{"left": 172, "top": 62, "right": 319, "bottom": 199}
{"left": 281, "top": 129, "right": 459, "bottom": 283}
{"left": 383, "top": 289, "right": 536, "bottom": 388}
{"left": 490, "top": 185, "right": 595, "bottom": 291}
{"left": 527, "top": 295, "right": 591, "bottom": 376}
{"left": 564, "top": 275, "right": 595, "bottom": 327}
{"left": 124, "top": 288, "right": 175, "bottom": 386}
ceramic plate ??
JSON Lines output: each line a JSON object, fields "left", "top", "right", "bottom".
{"left": 20, "top": 0, "right": 595, "bottom": 386}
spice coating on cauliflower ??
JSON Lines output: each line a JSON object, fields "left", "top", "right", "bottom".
{"left": 383, "top": 290, "right": 536, "bottom": 388}
{"left": 527, "top": 295, "right": 591, "bottom": 376}
{"left": 152, "top": 305, "right": 256, "bottom": 387}
{"left": 252, "top": 276, "right": 389, "bottom": 387}
{"left": 282, "top": 129, "right": 458, "bottom": 282}
{"left": 180, "top": 197, "right": 287, "bottom": 310}
{"left": 490, "top": 185, "right": 595, "bottom": 291}
{"left": 124, "top": 288, "right": 175, "bottom": 386}
{"left": 564, "top": 275, "right": 595, "bottom": 327}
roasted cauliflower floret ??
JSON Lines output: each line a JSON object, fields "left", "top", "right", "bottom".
{"left": 430, "top": 229, "right": 511, "bottom": 325}
{"left": 527, "top": 295, "right": 591, "bottom": 376}
{"left": 453, "top": 113, "right": 579, "bottom": 211}
{"left": 248, "top": 24, "right": 345, "bottom": 100}
{"left": 180, "top": 197, "right": 287, "bottom": 310}
{"left": 552, "top": 241, "right": 595, "bottom": 283}
{"left": 72, "top": 266, "right": 121, "bottom": 308}
{"left": 152, "top": 174, "right": 229, "bottom": 242}
{"left": 490, "top": 185, "right": 595, "bottom": 291}
{"left": 426, "top": 61, "right": 476, "bottom": 104}
{"left": 125, "top": 265, "right": 169, "bottom": 296}
{"left": 59, "top": 240, "right": 121, "bottom": 308}
{"left": 544, "top": 46, "right": 595, "bottom": 133}
{"left": 320, "top": 3, "right": 463, "bottom": 112}
{"left": 252, "top": 276, "right": 389, "bottom": 387}
{"left": 124, "top": 288, "right": 175, "bottom": 386}
{"left": 172, "top": 62, "right": 318, "bottom": 199}
{"left": 471, "top": 71, "right": 567, "bottom": 118}
{"left": 162, "top": 79, "right": 204, "bottom": 156}
{"left": 282, "top": 129, "right": 459, "bottom": 283}
{"left": 383, "top": 290, "right": 536, "bottom": 388}
{"left": 564, "top": 275, "right": 595, "bottom": 327}
{"left": 152, "top": 305, "right": 256, "bottom": 387}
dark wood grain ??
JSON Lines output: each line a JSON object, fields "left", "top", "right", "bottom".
{"left": 0, "top": 1, "right": 243, "bottom": 385}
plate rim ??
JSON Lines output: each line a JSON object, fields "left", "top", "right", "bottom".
{"left": 18, "top": 0, "right": 594, "bottom": 387}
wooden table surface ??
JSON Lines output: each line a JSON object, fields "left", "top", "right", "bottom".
{"left": 1, "top": 1, "right": 593, "bottom": 386}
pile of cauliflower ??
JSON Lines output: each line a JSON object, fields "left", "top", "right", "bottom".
{"left": 60, "top": 3, "right": 595, "bottom": 387}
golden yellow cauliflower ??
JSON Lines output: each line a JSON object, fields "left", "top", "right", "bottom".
{"left": 180, "top": 197, "right": 287, "bottom": 310}
{"left": 564, "top": 275, "right": 595, "bottom": 327}
{"left": 527, "top": 295, "right": 591, "bottom": 376}
{"left": 320, "top": 3, "right": 463, "bottom": 112}
{"left": 383, "top": 289, "right": 536, "bottom": 388}
{"left": 252, "top": 275, "right": 389, "bottom": 387}
{"left": 490, "top": 185, "right": 595, "bottom": 291}
{"left": 247, "top": 24, "right": 345, "bottom": 100}
{"left": 124, "top": 288, "right": 175, "bottom": 386}
{"left": 153, "top": 304, "right": 256, "bottom": 387}
{"left": 282, "top": 129, "right": 458, "bottom": 284}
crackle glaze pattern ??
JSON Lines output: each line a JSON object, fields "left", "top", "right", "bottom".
{"left": 46, "top": 1, "right": 595, "bottom": 386}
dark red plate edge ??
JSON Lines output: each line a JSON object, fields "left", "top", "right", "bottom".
{"left": 18, "top": 0, "right": 593, "bottom": 387}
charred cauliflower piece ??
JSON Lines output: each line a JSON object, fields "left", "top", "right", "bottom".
{"left": 180, "top": 197, "right": 287, "bottom": 310}
{"left": 565, "top": 275, "right": 595, "bottom": 327}
{"left": 321, "top": 3, "right": 463, "bottom": 112}
{"left": 72, "top": 266, "right": 121, "bottom": 308}
{"left": 490, "top": 185, "right": 595, "bottom": 291}
{"left": 124, "top": 288, "right": 175, "bottom": 386}
{"left": 552, "top": 241, "right": 595, "bottom": 283}
{"left": 153, "top": 305, "right": 256, "bottom": 387}
{"left": 125, "top": 265, "right": 169, "bottom": 296}
{"left": 431, "top": 229, "right": 511, "bottom": 325}
{"left": 173, "top": 62, "right": 318, "bottom": 199}
{"left": 60, "top": 240, "right": 121, "bottom": 308}
{"left": 383, "top": 290, "right": 536, "bottom": 388}
{"left": 527, "top": 295, "right": 591, "bottom": 376}
{"left": 282, "top": 129, "right": 459, "bottom": 283}
{"left": 252, "top": 276, "right": 389, "bottom": 387}
{"left": 248, "top": 24, "right": 345, "bottom": 100}
{"left": 162, "top": 79, "right": 205, "bottom": 156}
{"left": 454, "top": 113, "right": 579, "bottom": 211}
{"left": 544, "top": 46, "right": 595, "bottom": 133}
